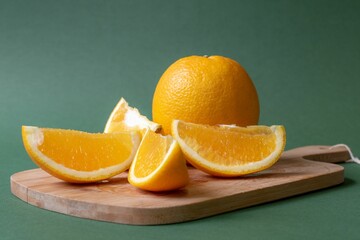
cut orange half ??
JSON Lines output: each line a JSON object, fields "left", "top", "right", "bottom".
{"left": 171, "top": 120, "right": 286, "bottom": 177}
{"left": 104, "top": 98, "right": 161, "bottom": 134}
{"left": 22, "top": 126, "right": 141, "bottom": 183}
{"left": 128, "top": 129, "right": 189, "bottom": 192}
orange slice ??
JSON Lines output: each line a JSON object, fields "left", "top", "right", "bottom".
{"left": 171, "top": 120, "right": 286, "bottom": 177}
{"left": 22, "top": 126, "right": 141, "bottom": 183}
{"left": 104, "top": 98, "right": 161, "bottom": 134}
{"left": 128, "top": 129, "right": 189, "bottom": 192}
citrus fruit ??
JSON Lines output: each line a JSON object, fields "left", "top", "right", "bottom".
{"left": 128, "top": 129, "right": 189, "bottom": 192}
{"left": 171, "top": 120, "right": 286, "bottom": 177}
{"left": 22, "top": 126, "right": 141, "bottom": 183}
{"left": 152, "top": 55, "right": 259, "bottom": 134}
{"left": 104, "top": 98, "right": 161, "bottom": 134}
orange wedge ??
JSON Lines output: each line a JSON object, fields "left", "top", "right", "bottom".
{"left": 104, "top": 98, "right": 161, "bottom": 134}
{"left": 22, "top": 126, "right": 141, "bottom": 183}
{"left": 128, "top": 129, "right": 189, "bottom": 192}
{"left": 171, "top": 120, "right": 286, "bottom": 177}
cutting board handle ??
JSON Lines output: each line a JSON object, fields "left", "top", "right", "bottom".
{"left": 281, "top": 145, "right": 351, "bottom": 163}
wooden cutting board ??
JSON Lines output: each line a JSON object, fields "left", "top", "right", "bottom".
{"left": 11, "top": 145, "right": 348, "bottom": 225}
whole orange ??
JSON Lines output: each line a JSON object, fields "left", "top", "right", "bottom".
{"left": 152, "top": 55, "right": 260, "bottom": 135}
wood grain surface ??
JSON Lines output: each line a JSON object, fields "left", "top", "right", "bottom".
{"left": 10, "top": 145, "right": 347, "bottom": 225}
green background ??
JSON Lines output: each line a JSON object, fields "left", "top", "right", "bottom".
{"left": 1, "top": 0, "right": 360, "bottom": 239}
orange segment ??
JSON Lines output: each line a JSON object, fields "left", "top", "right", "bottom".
{"left": 128, "top": 129, "right": 189, "bottom": 192}
{"left": 133, "top": 132, "right": 168, "bottom": 178}
{"left": 104, "top": 98, "right": 161, "bottom": 134}
{"left": 171, "top": 120, "right": 286, "bottom": 177}
{"left": 22, "top": 126, "right": 141, "bottom": 183}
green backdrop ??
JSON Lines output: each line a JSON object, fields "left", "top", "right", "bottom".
{"left": 1, "top": 1, "right": 359, "bottom": 239}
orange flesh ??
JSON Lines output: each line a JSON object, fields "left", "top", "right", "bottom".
{"left": 111, "top": 104, "right": 127, "bottom": 122}
{"left": 106, "top": 102, "right": 127, "bottom": 132}
{"left": 177, "top": 122, "right": 276, "bottom": 165}
{"left": 38, "top": 129, "right": 133, "bottom": 171}
{"left": 133, "top": 131, "right": 167, "bottom": 178}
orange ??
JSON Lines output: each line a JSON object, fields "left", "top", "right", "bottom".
{"left": 152, "top": 55, "right": 259, "bottom": 134}
{"left": 171, "top": 120, "right": 286, "bottom": 177}
{"left": 22, "top": 126, "right": 141, "bottom": 183}
{"left": 104, "top": 98, "right": 161, "bottom": 134}
{"left": 128, "top": 129, "right": 189, "bottom": 192}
